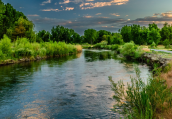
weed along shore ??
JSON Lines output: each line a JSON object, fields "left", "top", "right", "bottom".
{"left": 0, "top": 35, "right": 82, "bottom": 66}
{"left": 84, "top": 41, "right": 172, "bottom": 118}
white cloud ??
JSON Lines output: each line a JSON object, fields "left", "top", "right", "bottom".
{"left": 65, "top": 7, "right": 74, "bottom": 11}
{"left": 96, "top": 13, "right": 102, "bottom": 15}
{"left": 80, "top": 0, "right": 129, "bottom": 9}
{"left": 27, "top": 14, "right": 39, "bottom": 17}
{"left": 40, "top": 0, "right": 51, "bottom": 5}
{"left": 110, "top": 13, "right": 120, "bottom": 16}
{"left": 83, "top": 16, "right": 93, "bottom": 18}
{"left": 59, "top": 0, "right": 83, "bottom": 4}
{"left": 41, "top": 8, "right": 61, "bottom": 12}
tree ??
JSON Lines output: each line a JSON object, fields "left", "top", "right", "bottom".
{"left": 37, "top": 30, "right": 50, "bottom": 42}
{"left": 160, "top": 22, "right": 172, "bottom": 44}
{"left": 0, "top": 0, "right": 6, "bottom": 39}
{"left": 1, "top": 3, "right": 27, "bottom": 39}
{"left": 148, "top": 23, "right": 159, "bottom": 31}
{"left": 120, "top": 25, "right": 132, "bottom": 43}
{"left": 12, "top": 17, "right": 35, "bottom": 41}
{"left": 130, "top": 24, "right": 140, "bottom": 44}
{"left": 84, "top": 29, "right": 98, "bottom": 44}
{"left": 147, "top": 28, "right": 161, "bottom": 45}
{"left": 111, "top": 33, "right": 124, "bottom": 45}
{"left": 97, "top": 30, "right": 111, "bottom": 43}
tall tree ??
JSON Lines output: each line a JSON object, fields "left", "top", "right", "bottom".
{"left": 147, "top": 28, "right": 161, "bottom": 45}
{"left": 0, "top": 0, "right": 6, "bottom": 39}
{"left": 84, "top": 29, "right": 98, "bottom": 44}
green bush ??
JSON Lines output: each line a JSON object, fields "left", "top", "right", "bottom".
{"left": 163, "top": 39, "right": 171, "bottom": 48}
{"left": 120, "top": 41, "right": 137, "bottom": 58}
{"left": 0, "top": 35, "right": 12, "bottom": 58}
{"left": 109, "top": 66, "right": 172, "bottom": 119}
{"left": 150, "top": 41, "right": 156, "bottom": 48}
{"left": 111, "top": 44, "right": 119, "bottom": 50}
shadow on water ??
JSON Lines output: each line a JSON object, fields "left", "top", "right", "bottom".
{"left": 0, "top": 50, "right": 150, "bottom": 119}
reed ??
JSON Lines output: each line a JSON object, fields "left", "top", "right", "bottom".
{"left": 0, "top": 36, "right": 82, "bottom": 61}
{"left": 109, "top": 66, "right": 172, "bottom": 119}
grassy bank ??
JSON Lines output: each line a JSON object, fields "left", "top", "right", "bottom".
{"left": 106, "top": 42, "right": 172, "bottom": 118}
{"left": 0, "top": 35, "right": 82, "bottom": 65}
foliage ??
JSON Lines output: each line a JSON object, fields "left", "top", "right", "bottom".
{"left": 0, "top": 35, "right": 80, "bottom": 61}
{"left": 163, "top": 39, "right": 171, "bottom": 48}
{"left": 94, "top": 40, "right": 107, "bottom": 49}
{"left": 0, "top": 34, "right": 12, "bottom": 58}
{"left": 84, "top": 29, "right": 98, "bottom": 44}
{"left": 150, "top": 41, "right": 156, "bottom": 48}
{"left": 120, "top": 41, "right": 139, "bottom": 59}
{"left": 109, "top": 66, "right": 172, "bottom": 119}
{"left": 147, "top": 28, "right": 161, "bottom": 45}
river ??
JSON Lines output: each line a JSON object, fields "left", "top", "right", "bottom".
{"left": 0, "top": 49, "right": 150, "bottom": 119}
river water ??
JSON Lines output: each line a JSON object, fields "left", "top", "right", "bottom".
{"left": 0, "top": 49, "right": 150, "bottom": 119}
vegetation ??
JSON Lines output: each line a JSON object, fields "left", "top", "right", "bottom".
{"left": 109, "top": 66, "right": 172, "bottom": 119}
{"left": 0, "top": 35, "right": 81, "bottom": 62}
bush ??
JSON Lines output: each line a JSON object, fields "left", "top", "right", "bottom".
{"left": 120, "top": 41, "right": 137, "bottom": 58}
{"left": 163, "top": 39, "right": 171, "bottom": 48}
{"left": 109, "top": 66, "right": 172, "bottom": 119}
{"left": 0, "top": 35, "right": 12, "bottom": 58}
{"left": 111, "top": 44, "right": 119, "bottom": 50}
{"left": 150, "top": 41, "right": 156, "bottom": 48}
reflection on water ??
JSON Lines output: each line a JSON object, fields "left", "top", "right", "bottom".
{"left": 0, "top": 49, "right": 150, "bottom": 119}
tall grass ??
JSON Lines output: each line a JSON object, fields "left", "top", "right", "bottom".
{"left": 109, "top": 66, "right": 172, "bottom": 119}
{"left": 0, "top": 36, "right": 81, "bottom": 61}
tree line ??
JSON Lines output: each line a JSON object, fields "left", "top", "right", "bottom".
{"left": 1, "top": 0, "right": 172, "bottom": 46}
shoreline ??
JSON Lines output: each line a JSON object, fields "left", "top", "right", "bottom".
{"left": 0, "top": 51, "right": 82, "bottom": 66}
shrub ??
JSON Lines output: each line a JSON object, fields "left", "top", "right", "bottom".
{"left": 150, "top": 41, "right": 156, "bottom": 48}
{"left": 0, "top": 35, "right": 12, "bottom": 58}
{"left": 120, "top": 41, "right": 137, "bottom": 58}
{"left": 111, "top": 44, "right": 119, "bottom": 50}
{"left": 109, "top": 66, "right": 172, "bottom": 119}
{"left": 163, "top": 39, "right": 171, "bottom": 48}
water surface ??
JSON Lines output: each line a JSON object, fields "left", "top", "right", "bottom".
{"left": 0, "top": 49, "right": 150, "bottom": 119}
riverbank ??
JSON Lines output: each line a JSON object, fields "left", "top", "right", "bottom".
{"left": 84, "top": 42, "right": 172, "bottom": 118}
{"left": 0, "top": 35, "right": 82, "bottom": 66}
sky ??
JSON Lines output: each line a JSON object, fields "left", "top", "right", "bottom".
{"left": 2, "top": 0, "right": 172, "bottom": 35}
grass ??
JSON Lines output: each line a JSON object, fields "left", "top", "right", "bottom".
{"left": 109, "top": 65, "right": 172, "bottom": 119}
{"left": 0, "top": 35, "right": 82, "bottom": 63}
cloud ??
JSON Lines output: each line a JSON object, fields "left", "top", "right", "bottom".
{"left": 83, "top": 16, "right": 93, "bottom": 18}
{"left": 153, "top": 13, "right": 160, "bottom": 16}
{"left": 125, "top": 15, "right": 128, "bottom": 17}
{"left": 160, "top": 11, "right": 172, "bottom": 18}
{"left": 110, "top": 13, "right": 120, "bottom": 16}
{"left": 65, "top": 7, "right": 74, "bottom": 11}
{"left": 27, "top": 14, "right": 39, "bottom": 17}
{"left": 40, "top": 0, "right": 51, "bottom": 5}
{"left": 41, "top": 8, "right": 61, "bottom": 12}
{"left": 119, "top": 11, "right": 172, "bottom": 28}
{"left": 59, "top": 0, "right": 83, "bottom": 4}
{"left": 29, "top": 15, "right": 127, "bottom": 34}
{"left": 19, "top": 7, "right": 24, "bottom": 9}
{"left": 80, "top": 0, "right": 129, "bottom": 10}
{"left": 86, "top": 0, "right": 94, "bottom": 1}
{"left": 96, "top": 13, "right": 101, "bottom": 15}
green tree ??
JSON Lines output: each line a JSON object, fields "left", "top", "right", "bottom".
{"left": 0, "top": 0, "right": 6, "bottom": 39}
{"left": 120, "top": 25, "right": 132, "bottom": 42}
{"left": 147, "top": 28, "right": 161, "bottom": 45}
{"left": 84, "top": 29, "right": 98, "bottom": 44}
